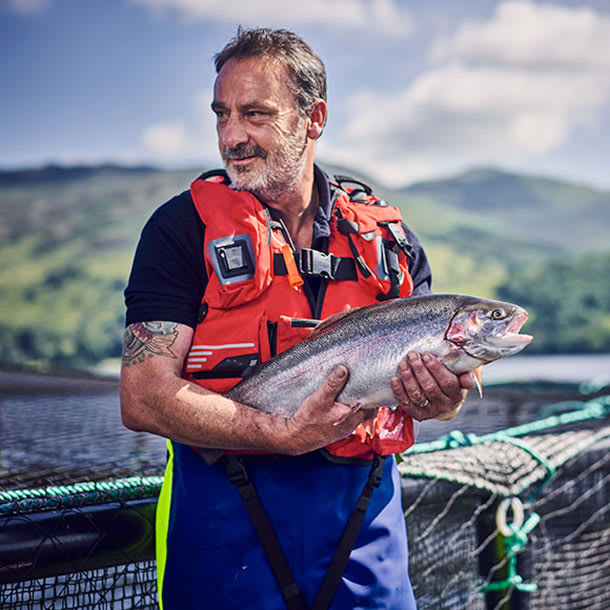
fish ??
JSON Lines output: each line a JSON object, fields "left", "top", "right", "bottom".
{"left": 226, "top": 293, "right": 533, "bottom": 417}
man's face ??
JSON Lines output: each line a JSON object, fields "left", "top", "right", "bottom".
{"left": 212, "top": 57, "right": 309, "bottom": 202}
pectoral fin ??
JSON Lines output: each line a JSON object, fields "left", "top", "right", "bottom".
{"left": 472, "top": 367, "right": 483, "bottom": 398}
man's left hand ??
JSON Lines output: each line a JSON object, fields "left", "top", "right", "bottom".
{"left": 390, "top": 351, "right": 474, "bottom": 421}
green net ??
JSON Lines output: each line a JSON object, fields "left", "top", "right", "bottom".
{"left": 401, "top": 416, "right": 610, "bottom": 609}
{"left": 1, "top": 368, "right": 609, "bottom": 609}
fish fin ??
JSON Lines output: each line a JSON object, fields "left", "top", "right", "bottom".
{"left": 332, "top": 401, "right": 362, "bottom": 426}
{"left": 311, "top": 307, "right": 359, "bottom": 336}
{"left": 472, "top": 367, "right": 483, "bottom": 398}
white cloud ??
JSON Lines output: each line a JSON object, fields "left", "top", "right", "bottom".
{"left": 132, "top": 0, "right": 411, "bottom": 36}
{"left": 432, "top": 1, "right": 610, "bottom": 68}
{"left": 322, "top": 1, "right": 610, "bottom": 186}
{"left": 6, "top": 0, "right": 51, "bottom": 14}
{"left": 141, "top": 120, "right": 192, "bottom": 158}
{"left": 139, "top": 88, "right": 219, "bottom": 164}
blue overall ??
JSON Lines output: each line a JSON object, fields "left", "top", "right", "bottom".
{"left": 156, "top": 441, "right": 416, "bottom": 609}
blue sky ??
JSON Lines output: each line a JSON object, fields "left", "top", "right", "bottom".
{"left": 2, "top": 0, "right": 610, "bottom": 188}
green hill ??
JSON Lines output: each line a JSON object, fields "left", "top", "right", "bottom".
{"left": 1, "top": 163, "right": 608, "bottom": 368}
{"left": 400, "top": 167, "right": 610, "bottom": 253}
{"left": 320, "top": 163, "right": 609, "bottom": 298}
{"left": 0, "top": 165, "right": 199, "bottom": 366}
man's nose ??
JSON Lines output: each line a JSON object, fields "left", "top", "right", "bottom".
{"left": 219, "top": 115, "right": 249, "bottom": 149}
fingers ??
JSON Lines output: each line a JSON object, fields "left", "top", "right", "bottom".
{"left": 309, "top": 365, "right": 362, "bottom": 425}
{"left": 323, "top": 364, "right": 349, "bottom": 400}
{"left": 459, "top": 371, "right": 476, "bottom": 390}
{"left": 392, "top": 352, "right": 468, "bottom": 421}
{"left": 283, "top": 365, "right": 367, "bottom": 455}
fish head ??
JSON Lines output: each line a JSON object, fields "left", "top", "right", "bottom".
{"left": 445, "top": 298, "right": 533, "bottom": 364}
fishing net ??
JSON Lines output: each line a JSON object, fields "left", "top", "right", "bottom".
{"left": 0, "top": 369, "right": 164, "bottom": 609}
{"left": 400, "top": 408, "right": 610, "bottom": 609}
{"left": 1, "top": 367, "right": 609, "bottom": 609}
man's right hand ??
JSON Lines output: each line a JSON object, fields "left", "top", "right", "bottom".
{"left": 278, "top": 365, "right": 370, "bottom": 455}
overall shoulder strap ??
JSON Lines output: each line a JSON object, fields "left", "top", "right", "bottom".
{"left": 225, "top": 455, "right": 308, "bottom": 610}
{"left": 225, "top": 454, "right": 387, "bottom": 610}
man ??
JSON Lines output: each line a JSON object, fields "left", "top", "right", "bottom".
{"left": 121, "top": 28, "right": 473, "bottom": 609}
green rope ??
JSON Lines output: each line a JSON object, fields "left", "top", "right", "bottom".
{"left": 0, "top": 476, "right": 164, "bottom": 515}
{"left": 401, "top": 395, "right": 610, "bottom": 598}
{"left": 400, "top": 397, "right": 610, "bottom": 497}
{"left": 480, "top": 506, "right": 541, "bottom": 595}
{"left": 579, "top": 376, "right": 610, "bottom": 395}
{"left": 405, "top": 397, "right": 610, "bottom": 456}
{"left": 495, "top": 433, "right": 557, "bottom": 490}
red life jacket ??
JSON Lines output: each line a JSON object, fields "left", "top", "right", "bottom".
{"left": 184, "top": 172, "right": 416, "bottom": 459}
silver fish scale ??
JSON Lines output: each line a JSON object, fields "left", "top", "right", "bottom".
{"left": 227, "top": 294, "right": 489, "bottom": 417}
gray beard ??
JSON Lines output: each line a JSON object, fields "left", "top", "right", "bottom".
{"left": 224, "top": 121, "right": 308, "bottom": 203}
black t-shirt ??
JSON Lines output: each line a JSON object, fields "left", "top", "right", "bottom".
{"left": 124, "top": 166, "right": 432, "bottom": 328}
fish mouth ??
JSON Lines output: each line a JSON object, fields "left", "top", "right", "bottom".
{"left": 492, "top": 310, "right": 533, "bottom": 347}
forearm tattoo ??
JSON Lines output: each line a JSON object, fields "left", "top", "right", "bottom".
{"left": 122, "top": 322, "right": 179, "bottom": 367}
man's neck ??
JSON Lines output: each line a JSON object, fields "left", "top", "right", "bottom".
{"left": 267, "top": 162, "right": 318, "bottom": 252}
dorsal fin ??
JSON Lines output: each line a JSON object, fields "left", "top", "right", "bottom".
{"left": 310, "top": 307, "right": 359, "bottom": 336}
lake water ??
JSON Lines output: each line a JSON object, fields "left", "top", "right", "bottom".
{"left": 481, "top": 353, "right": 610, "bottom": 385}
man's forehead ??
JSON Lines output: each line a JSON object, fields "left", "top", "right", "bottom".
{"left": 213, "top": 56, "right": 294, "bottom": 104}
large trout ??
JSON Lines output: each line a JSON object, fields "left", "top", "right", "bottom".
{"left": 226, "top": 293, "right": 532, "bottom": 416}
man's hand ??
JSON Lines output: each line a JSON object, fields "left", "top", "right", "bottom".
{"left": 279, "top": 365, "right": 370, "bottom": 455}
{"left": 390, "top": 352, "right": 474, "bottom": 421}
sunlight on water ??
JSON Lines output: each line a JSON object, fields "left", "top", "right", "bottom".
{"left": 484, "top": 353, "right": 610, "bottom": 384}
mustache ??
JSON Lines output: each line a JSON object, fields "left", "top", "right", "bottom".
{"left": 223, "top": 143, "right": 267, "bottom": 161}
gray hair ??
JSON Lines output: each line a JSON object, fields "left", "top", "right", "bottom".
{"left": 214, "top": 27, "right": 327, "bottom": 115}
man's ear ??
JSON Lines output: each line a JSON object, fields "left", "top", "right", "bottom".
{"left": 306, "top": 99, "right": 327, "bottom": 140}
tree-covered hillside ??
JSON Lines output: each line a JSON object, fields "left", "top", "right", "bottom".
{"left": 0, "top": 165, "right": 198, "bottom": 366}
{"left": 0, "top": 164, "right": 608, "bottom": 368}
{"left": 496, "top": 250, "right": 610, "bottom": 353}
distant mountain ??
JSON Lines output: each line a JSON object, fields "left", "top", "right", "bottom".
{"left": 0, "top": 163, "right": 608, "bottom": 367}
{"left": 0, "top": 163, "right": 161, "bottom": 185}
{"left": 398, "top": 167, "right": 610, "bottom": 254}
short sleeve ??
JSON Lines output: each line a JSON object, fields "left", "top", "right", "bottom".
{"left": 402, "top": 223, "right": 432, "bottom": 295}
{"left": 124, "top": 191, "right": 206, "bottom": 328}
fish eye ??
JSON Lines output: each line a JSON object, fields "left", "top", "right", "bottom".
{"left": 490, "top": 309, "right": 506, "bottom": 320}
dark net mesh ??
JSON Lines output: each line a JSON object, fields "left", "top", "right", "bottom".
{"left": 1, "top": 367, "right": 609, "bottom": 609}
{"left": 1, "top": 562, "right": 157, "bottom": 609}
{"left": 0, "top": 369, "right": 164, "bottom": 609}
{"left": 400, "top": 425, "right": 610, "bottom": 609}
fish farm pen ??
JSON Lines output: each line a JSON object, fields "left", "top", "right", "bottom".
{"left": 1, "top": 367, "right": 609, "bottom": 609}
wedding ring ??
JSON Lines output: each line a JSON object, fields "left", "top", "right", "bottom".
{"left": 418, "top": 399, "right": 430, "bottom": 408}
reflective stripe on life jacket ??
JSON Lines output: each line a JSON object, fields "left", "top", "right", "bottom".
{"left": 184, "top": 171, "right": 415, "bottom": 460}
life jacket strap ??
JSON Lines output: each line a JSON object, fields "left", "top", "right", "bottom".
{"left": 378, "top": 220, "right": 414, "bottom": 261}
{"left": 272, "top": 251, "right": 358, "bottom": 281}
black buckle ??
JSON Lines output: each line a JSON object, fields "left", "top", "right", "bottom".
{"left": 379, "top": 221, "right": 414, "bottom": 261}
{"left": 368, "top": 455, "right": 386, "bottom": 489}
{"left": 225, "top": 456, "right": 249, "bottom": 486}
{"left": 337, "top": 218, "right": 359, "bottom": 234}
{"left": 300, "top": 248, "right": 334, "bottom": 279}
